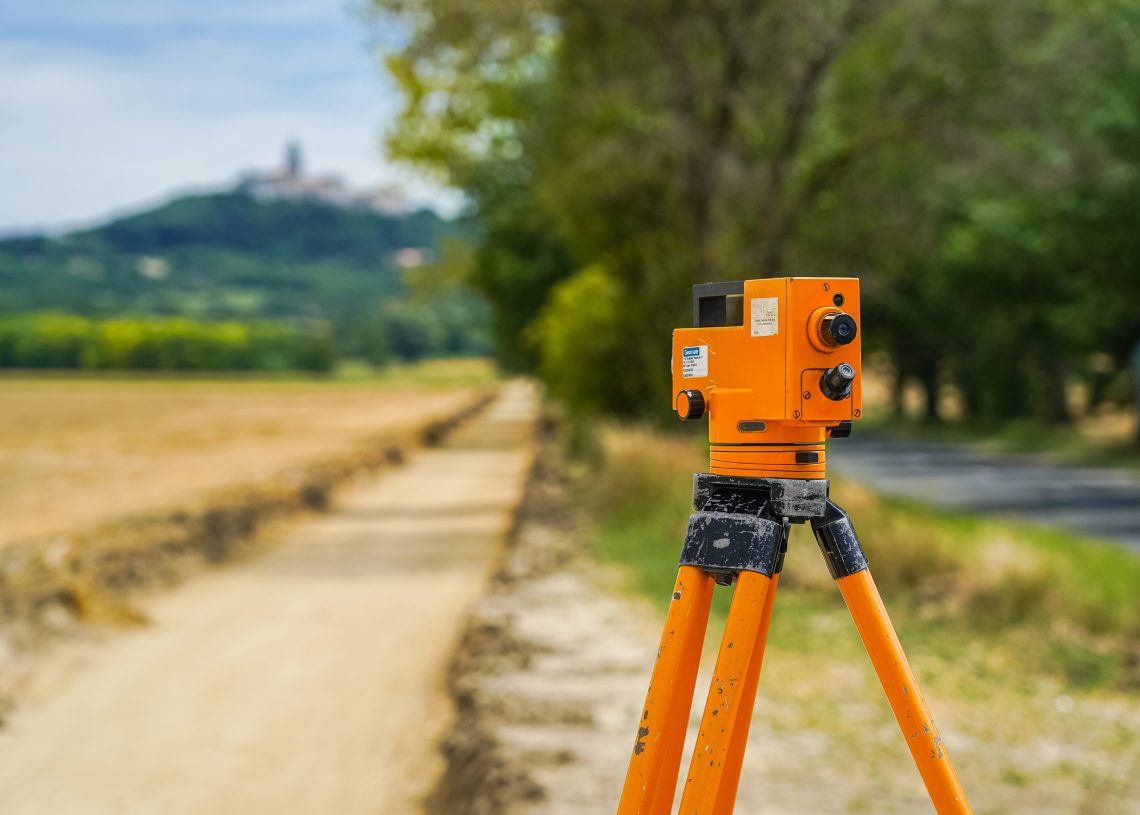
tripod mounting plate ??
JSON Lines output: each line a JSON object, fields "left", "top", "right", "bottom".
{"left": 692, "top": 473, "right": 829, "bottom": 520}
{"left": 681, "top": 511, "right": 786, "bottom": 578}
{"left": 681, "top": 474, "right": 865, "bottom": 581}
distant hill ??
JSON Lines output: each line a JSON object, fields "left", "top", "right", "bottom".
{"left": 0, "top": 192, "right": 465, "bottom": 322}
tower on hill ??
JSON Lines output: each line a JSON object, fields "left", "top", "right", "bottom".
{"left": 235, "top": 141, "right": 410, "bottom": 215}
{"left": 284, "top": 141, "right": 302, "bottom": 179}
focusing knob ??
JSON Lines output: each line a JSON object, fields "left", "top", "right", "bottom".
{"left": 820, "top": 363, "right": 856, "bottom": 401}
{"left": 677, "top": 389, "right": 705, "bottom": 421}
{"left": 820, "top": 313, "right": 858, "bottom": 347}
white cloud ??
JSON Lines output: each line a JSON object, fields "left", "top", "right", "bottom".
{"left": 0, "top": 0, "right": 453, "bottom": 232}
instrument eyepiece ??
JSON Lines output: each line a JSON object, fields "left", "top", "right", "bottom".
{"left": 820, "top": 313, "right": 858, "bottom": 347}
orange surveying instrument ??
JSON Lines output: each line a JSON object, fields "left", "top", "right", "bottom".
{"left": 618, "top": 278, "right": 972, "bottom": 814}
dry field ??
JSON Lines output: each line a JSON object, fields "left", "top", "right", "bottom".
{"left": 0, "top": 364, "right": 493, "bottom": 549}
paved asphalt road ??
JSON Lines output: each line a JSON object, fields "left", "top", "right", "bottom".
{"left": 828, "top": 434, "right": 1140, "bottom": 552}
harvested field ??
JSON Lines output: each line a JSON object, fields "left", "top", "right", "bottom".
{"left": 0, "top": 368, "right": 489, "bottom": 549}
{"left": 0, "top": 364, "right": 495, "bottom": 639}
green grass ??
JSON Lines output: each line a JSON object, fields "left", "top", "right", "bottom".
{"left": 582, "top": 425, "right": 1140, "bottom": 690}
{"left": 576, "top": 425, "right": 1140, "bottom": 811}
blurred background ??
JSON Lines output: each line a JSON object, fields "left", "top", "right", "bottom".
{"left": 1, "top": 0, "right": 1139, "bottom": 813}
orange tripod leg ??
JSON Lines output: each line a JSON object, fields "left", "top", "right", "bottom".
{"left": 711, "top": 572, "right": 778, "bottom": 815}
{"left": 814, "top": 499, "right": 971, "bottom": 814}
{"left": 677, "top": 570, "right": 775, "bottom": 815}
{"left": 618, "top": 565, "right": 715, "bottom": 815}
{"left": 837, "top": 569, "right": 972, "bottom": 815}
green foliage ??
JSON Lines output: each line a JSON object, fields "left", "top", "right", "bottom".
{"left": 400, "top": 237, "right": 494, "bottom": 356}
{"left": 532, "top": 265, "right": 641, "bottom": 416}
{"left": 0, "top": 313, "right": 90, "bottom": 368}
{"left": 467, "top": 178, "right": 575, "bottom": 372}
{"left": 376, "top": 0, "right": 1140, "bottom": 428}
{"left": 0, "top": 194, "right": 445, "bottom": 320}
{"left": 0, "top": 190, "right": 492, "bottom": 360}
{"left": 0, "top": 192, "right": 493, "bottom": 365}
{"left": 0, "top": 314, "right": 334, "bottom": 372}
{"left": 85, "top": 192, "right": 456, "bottom": 267}
{"left": 342, "top": 237, "right": 494, "bottom": 365}
{"left": 375, "top": 301, "right": 446, "bottom": 362}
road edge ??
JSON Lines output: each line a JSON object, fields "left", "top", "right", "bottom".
{"left": 423, "top": 411, "right": 574, "bottom": 814}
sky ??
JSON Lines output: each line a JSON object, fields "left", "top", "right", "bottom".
{"left": 0, "top": 0, "right": 455, "bottom": 234}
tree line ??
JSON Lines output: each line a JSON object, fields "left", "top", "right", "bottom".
{"left": 0, "top": 304, "right": 492, "bottom": 373}
{"left": 374, "top": 0, "right": 1140, "bottom": 433}
{"left": 0, "top": 314, "right": 334, "bottom": 372}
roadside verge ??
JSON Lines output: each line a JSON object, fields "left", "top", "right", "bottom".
{"left": 425, "top": 418, "right": 656, "bottom": 814}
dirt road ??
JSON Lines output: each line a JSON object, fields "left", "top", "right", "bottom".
{"left": 0, "top": 381, "right": 537, "bottom": 815}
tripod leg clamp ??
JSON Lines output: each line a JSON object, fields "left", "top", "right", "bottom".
{"left": 679, "top": 512, "right": 784, "bottom": 578}
{"left": 810, "top": 500, "right": 868, "bottom": 579}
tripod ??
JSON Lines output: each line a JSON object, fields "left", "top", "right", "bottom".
{"left": 617, "top": 473, "right": 973, "bottom": 815}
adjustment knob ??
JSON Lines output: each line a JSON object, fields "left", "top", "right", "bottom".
{"left": 676, "top": 390, "right": 705, "bottom": 421}
{"left": 820, "top": 363, "right": 856, "bottom": 401}
{"left": 819, "top": 313, "right": 858, "bottom": 347}
{"left": 829, "top": 420, "right": 853, "bottom": 438}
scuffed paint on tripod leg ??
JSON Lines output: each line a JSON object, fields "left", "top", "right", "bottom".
{"left": 712, "top": 572, "right": 779, "bottom": 815}
{"left": 677, "top": 570, "right": 774, "bottom": 815}
{"left": 618, "top": 565, "right": 714, "bottom": 815}
{"left": 814, "top": 499, "right": 972, "bottom": 814}
{"left": 838, "top": 569, "right": 972, "bottom": 815}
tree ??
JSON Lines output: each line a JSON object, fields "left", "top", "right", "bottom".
{"left": 374, "top": 0, "right": 1140, "bottom": 430}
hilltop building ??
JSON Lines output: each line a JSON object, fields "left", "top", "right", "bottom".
{"left": 236, "top": 142, "right": 410, "bottom": 215}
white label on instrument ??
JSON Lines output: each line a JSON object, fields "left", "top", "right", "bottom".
{"left": 750, "top": 297, "right": 779, "bottom": 337}
{"left": 681, "top": 345, "right": 708, "bottom": 378}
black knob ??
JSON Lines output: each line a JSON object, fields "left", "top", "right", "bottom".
{"left": 829, "top": 420, "right": 853, "bottom": 438}
{"left": 820, "top": 363, "right": 856, "bottom": 401}
{"left": 820, "top": 313, "right": 858, "bottom": 347}
{"left": 677, "top": 389, "right": 705, "bottom": 421}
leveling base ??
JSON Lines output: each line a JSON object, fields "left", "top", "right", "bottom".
{"left": 617, "top": 474, "right": 972, "bottom": 815}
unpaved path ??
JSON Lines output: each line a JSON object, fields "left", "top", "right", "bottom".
{"left": 0, "top": 380, "right": 537, "bottom": 815}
